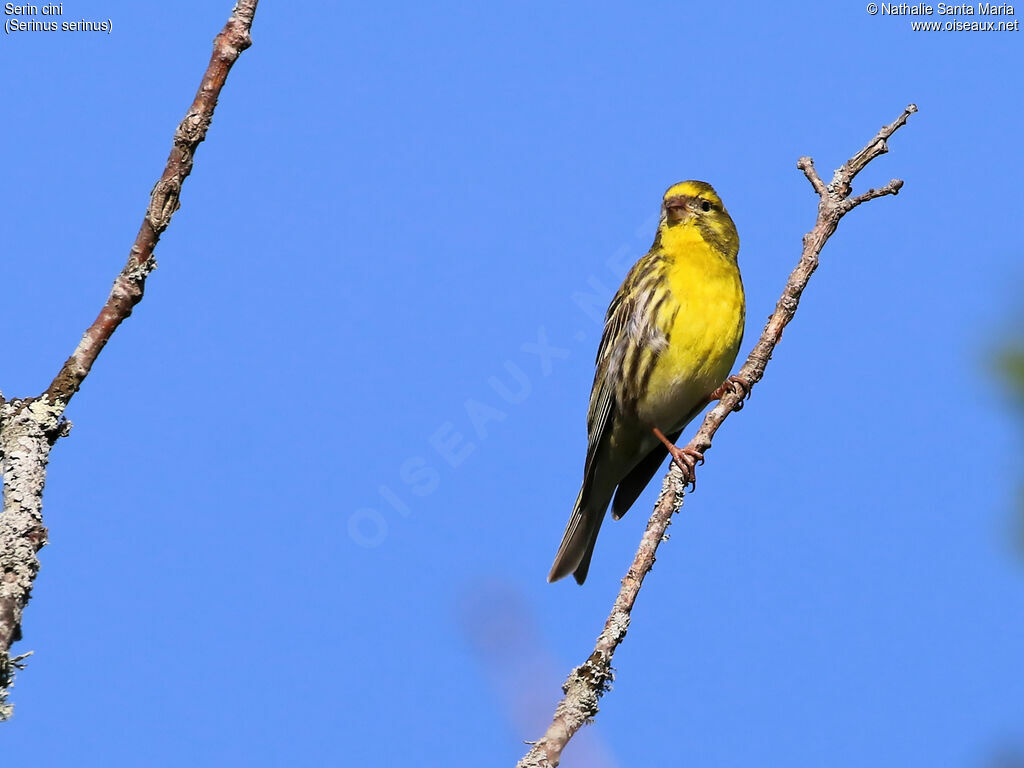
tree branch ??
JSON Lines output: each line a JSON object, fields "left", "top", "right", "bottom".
{"left": 0, "top": 402, "right": 61, "bottom": 719}
{"left": 516, "top": 103, "right": 918, "bottom": 768}
{"left": 44, "top": 0, "right": 259, "bottom": 409}
{"left": 0, "top": 0, "right": 260, "bottom": 717}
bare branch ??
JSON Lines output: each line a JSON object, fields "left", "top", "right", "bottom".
{"left": 0, "top": 0, "right": 260, "bottom": 716}
{"left": 843, "top": 179, "right": 905, "bottom": 212}
{"left": 44, "top": 0, "right": 260, "bottom": 409}
{"left": 517, "top": 104, "right": 917, "bottom": 768}
{"left": 840, "top": 104, "right": 917, "bottom": 186}
{"left": 797, "top": 156, "right": 827, "bottom": 196}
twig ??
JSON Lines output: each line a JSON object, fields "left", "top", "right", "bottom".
{"left": 0, "top": 0, "right": 260, "bottom": 717}
{"left": 516, "top": 104, "right": 917, "bottom": 768}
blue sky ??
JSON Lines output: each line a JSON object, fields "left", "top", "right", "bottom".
{"left": 2, "top": 2, "right": 1022, "bottom": 765}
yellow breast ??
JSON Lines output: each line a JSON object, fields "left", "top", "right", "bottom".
{"left": 640, "top": 225, "right": 745, "bottom": 429}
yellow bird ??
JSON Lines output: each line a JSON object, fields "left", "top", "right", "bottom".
{"left": 548, "top": 181, "right": 747, "bottom": 584}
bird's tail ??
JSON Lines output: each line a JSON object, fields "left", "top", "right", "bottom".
{"left": 547, "top": 482, "right": 614, "bottom": 585}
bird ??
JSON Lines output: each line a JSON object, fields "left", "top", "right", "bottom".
{"left": 548, "top": 180, "right": 747, "bottom": 585}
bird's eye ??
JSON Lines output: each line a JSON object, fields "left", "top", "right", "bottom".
{"left": 700, "top": 200, "right": 712, "bottom": 212}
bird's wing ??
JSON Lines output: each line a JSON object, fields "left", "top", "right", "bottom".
{"left": 548, "top": 283, "right": 635, "bottom": 584}
{"left": 549, "top": 250, "right": 666, "bottom": 584}
{"left": 582, "top": 252, "right": 665, "bottom": 483}
{"left": 580, "top": 328, "right": 621, "bottom": 485}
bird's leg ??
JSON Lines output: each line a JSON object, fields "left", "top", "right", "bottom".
{"left": 652, "top": 427, "right": 703, "bottom": 492}
{"left": 710, "top": 374, "right": 752, "bottom": 410}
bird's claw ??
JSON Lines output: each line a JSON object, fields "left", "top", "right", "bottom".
{"left": 668, "top": 446, "right": 704, "bottom": 492}
{"left": 653, "top": 427, "right": 704, "bottom": 491}
{"left": 711, "top": 374, "right": 752, "bottom": 410}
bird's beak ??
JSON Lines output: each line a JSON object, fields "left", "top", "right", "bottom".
{"left": 663, "top": 195, "right": 691, "bottom": 224}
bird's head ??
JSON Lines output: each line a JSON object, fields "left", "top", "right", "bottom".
{"left": 658, "top": 180, "right": 739, "bottom": 258}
